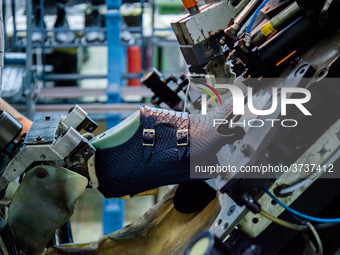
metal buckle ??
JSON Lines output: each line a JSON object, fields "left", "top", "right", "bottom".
{"left": 177, "top": 129, "right": 188, "bottom": 146}
{"left": 142, "top": 129, "right": 155, "bottom": 146}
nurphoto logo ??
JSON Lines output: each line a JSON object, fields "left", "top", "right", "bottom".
{"left": 191, "top": 81, "right": 312, "bottom": 129}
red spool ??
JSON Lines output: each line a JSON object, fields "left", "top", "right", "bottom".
{"left": 127, "top": 46, "right": 142, "bottom": 86}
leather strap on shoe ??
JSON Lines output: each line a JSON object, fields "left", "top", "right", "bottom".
{"left": 141, "top": 106, "right": 189, "bottom": 162}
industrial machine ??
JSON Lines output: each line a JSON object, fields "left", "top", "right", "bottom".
{"left": 2, "top": 0, "right": 340, "bottom": 254}
{"left": 146, "top": 0, "right": 340, "bottom": 254}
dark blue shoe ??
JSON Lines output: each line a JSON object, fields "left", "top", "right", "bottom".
{"left": 91, "top": 102, "right": 243, "bottom": 198}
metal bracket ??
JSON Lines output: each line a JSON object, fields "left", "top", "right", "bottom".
{"left": 210, "top": 192, "right": 246, "bottom": 240}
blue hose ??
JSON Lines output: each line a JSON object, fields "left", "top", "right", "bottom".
{"left": 263, "top": 186, "right": 340, "bottom": 223}
{"left": 247, "top": 0, "right": 270, "bottom": 33}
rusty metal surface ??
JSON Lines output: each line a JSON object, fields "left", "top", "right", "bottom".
{"left": 171, "top": 0, "right": 250, "bottom": 45}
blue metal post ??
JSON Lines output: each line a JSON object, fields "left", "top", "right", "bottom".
{"left": 102, "top": 0, "right": 125, "bottom": 235}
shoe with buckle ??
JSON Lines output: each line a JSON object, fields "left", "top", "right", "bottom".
{"left": 90, "top": 100, "right": 244, "bottom": 198}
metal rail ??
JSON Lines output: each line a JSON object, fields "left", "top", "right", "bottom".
{"left": 37, "top": 86, "right": 153, "bottom": 99}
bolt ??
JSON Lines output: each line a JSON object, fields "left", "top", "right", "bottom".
{"left": 240, "top": 143, "right": 253, "bottom": 157}
{"left": 294, "top": 56, "right": 301, "bottom": 63}
{"left": 36, "top": 168, "right": 47, "bottom": 178}
{"left": 35, "top": 136, "right": 43, "bottom": 143}
{"left": 319, "top": 148, "right": 327, "bottom": 155}
{"left": 290, "top": 56, "right": 301, "bottom": 66}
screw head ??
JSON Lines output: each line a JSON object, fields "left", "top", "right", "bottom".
{"left": 35, "top": 136, "right": 44, "bottom": 143}
{"left": 240, "top": 143, "right": 253, "bottom": 157}
{"left": 36, "top": 168, "right": 48, "bottom": 178}
{"left": 294, "top": 56, "right": 301, "bottom": 63}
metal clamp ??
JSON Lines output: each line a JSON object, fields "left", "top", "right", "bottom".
{"left": 177, "top": 129, "right": 189, "bottom": 146}
{"left": 142, "top": 129, "right": 155, "bottom": 146}
{"left": 0, "top": 127, "right": 87, "bottom": 190}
